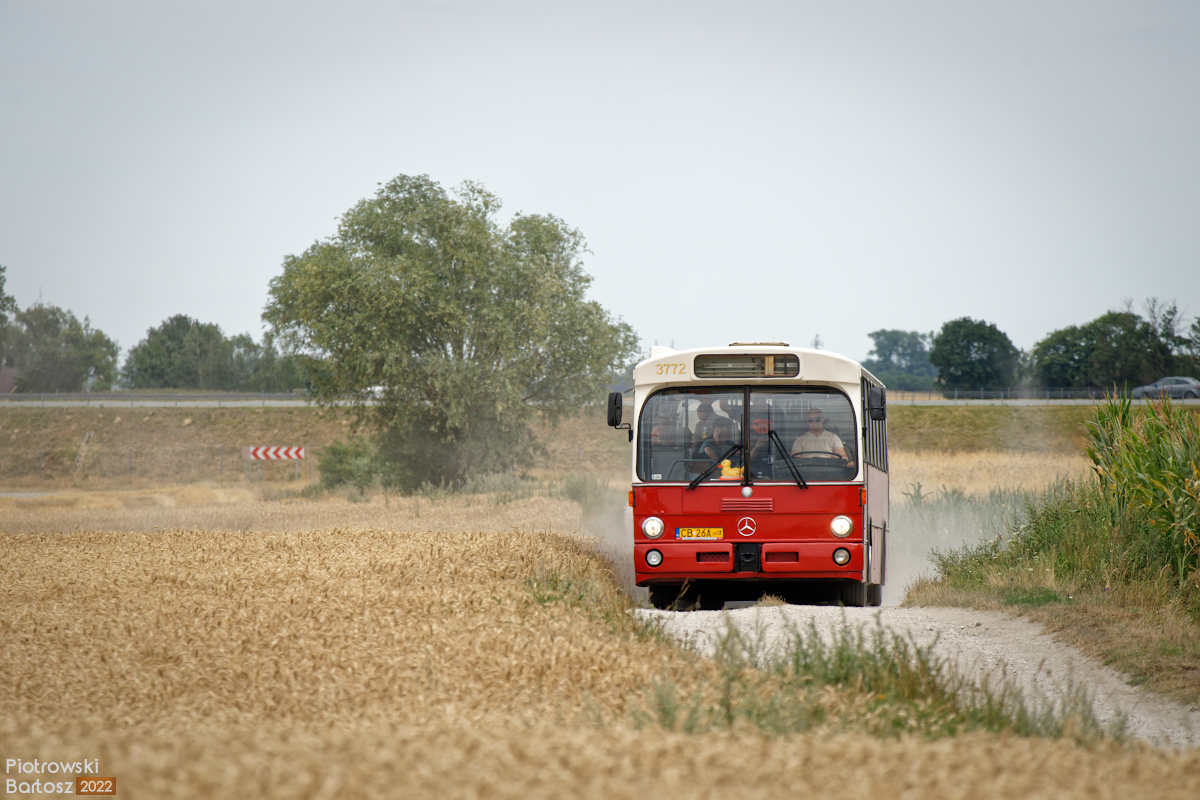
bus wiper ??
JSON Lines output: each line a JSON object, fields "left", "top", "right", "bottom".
{"left": 687, "top": 445, "right": 742, "bottom": 491}
{"left": 768, "top": 429, "right": 808, "bottom": 489}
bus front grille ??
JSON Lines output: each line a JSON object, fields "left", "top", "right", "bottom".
{"left": 721, "top": 498, "right": 773, "bottom": 512}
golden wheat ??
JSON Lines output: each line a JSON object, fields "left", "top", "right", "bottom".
{"left": 891, "top": 448, "right": 1092, "bottom": 496}
{"left": 4, "top": 719, "right": 1198, "bottom": 800}
{"left": 4, "top": 494, "right": 1199, "bottom": 796}
{"left": 0, "top": 489, "right": 584, "bottom": 535}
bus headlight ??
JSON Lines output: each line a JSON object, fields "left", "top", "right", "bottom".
{"left": 646, "top": 549, "right": 664, "bottom": 567}
{"left": 642, "top": 516, "right": 665, "bottom": 539}
{"left": 832, "top": 548, "right": 851, "bottom": 566}
{"left": 830, "top": 515, "right": 853, "bottom": 538}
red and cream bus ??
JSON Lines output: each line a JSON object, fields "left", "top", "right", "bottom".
{"left": 607, "top": 343, "right": 888, "bottom": 609}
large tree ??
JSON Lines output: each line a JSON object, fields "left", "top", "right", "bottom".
{"left": 263, "top": 174, "right": 639, "bottom": 489}
{"left": 861, "top": 329, "right": 937, "bottom": 391}
{"left": 929, "top": 317, "right": 1021, "bottom": 390}
{"left": 8, "top": 304, "right": 118, "bottom": 391}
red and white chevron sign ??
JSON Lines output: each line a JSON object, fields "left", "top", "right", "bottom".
{"left": 243, "top": 446, "right": 306, "bottom": 460}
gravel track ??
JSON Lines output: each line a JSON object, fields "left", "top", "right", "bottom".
{"left": 638, "top": 603, "right": 1200, "bottom": 749}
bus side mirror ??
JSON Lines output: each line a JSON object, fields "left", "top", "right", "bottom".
{"left": 607, "top": 392, "right": 623, "bottom": 427}
{"left": 868, "top": 386, "right": 886, "bottom": 421}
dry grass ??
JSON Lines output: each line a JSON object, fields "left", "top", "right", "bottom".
{"left": 0, "top": 406, "right": 347, "bottom": 487}
{"left": 891, "top": 449, "right": 1092, "bottom": 497}
{"left": 0, "top": 405, "right": 630, "bottom": 488}
{"left": 0, "top": 487, "right": 584, "bottom": 535}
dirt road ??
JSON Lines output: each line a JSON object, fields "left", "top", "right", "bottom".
{"left": 639, "top": 603, "right": 1200, "bottom": 749}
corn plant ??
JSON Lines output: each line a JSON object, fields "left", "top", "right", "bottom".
{"left": 1085, "top": 396, "right": 1200, "bottom": 583}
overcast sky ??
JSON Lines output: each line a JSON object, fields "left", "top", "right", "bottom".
{"left": 2, "top": 1, "right": 1198, "bottom": 364}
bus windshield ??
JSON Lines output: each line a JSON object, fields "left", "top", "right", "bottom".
{"left": 637, "top": 386, "right": 857, "bottom": 483}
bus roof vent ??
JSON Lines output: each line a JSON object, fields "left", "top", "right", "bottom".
{"left": 728, "top": 341, "right": 789, "bottom": 347}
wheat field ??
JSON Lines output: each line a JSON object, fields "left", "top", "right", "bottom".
{"left": 890, "top": 449, "right": 1093, "bottom": 497}
{"left": 3, "top": 490, "right": 1199, "bottom": 798}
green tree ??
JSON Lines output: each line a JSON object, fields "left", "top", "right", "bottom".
{"left": 1030, "top": 304, "right": 1185, "bottom": 389}
{"left": 1029, "top": 323, "right": 1092, "bottom": 388}
{"left": 263, "top": 174, "right": 639, "bottom": 490}
{"left": 929, "top": 317, "right": 1020, "bottom": 390}
{"left": 1085, "top": 311, "right": 1171, "bottom": 388}
{"left": 9, "top": 304, "right": 118, "bottom": 391}
{"left": 123, "top": 314, "right": 231, "bottom": 389}
{"left": 1185, "top": 318, "right": 1200, "bottom": 373}
{"left": 124, "top": 314, "right": 307, "bottom": 391}
{"left": 861, "top": 329, "right": 937, "bottom": 391}
{"left": 0, "top": 265, "right": 18, "bottom": 367}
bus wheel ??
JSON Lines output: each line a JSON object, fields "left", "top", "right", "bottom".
{"left": 650, "top": 585, "right": 683, "bottom": 610}
{"left": 840, "top": 581, "right": 868, "bottom": 607}
{"left": 867, "top": 583, "right": 883, "bottom": 607}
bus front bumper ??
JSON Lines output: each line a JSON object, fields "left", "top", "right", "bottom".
{"left": 634, "top": 541, "right": 863, "bottom": 584}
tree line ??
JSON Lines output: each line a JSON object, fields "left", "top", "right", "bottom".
{"left": 864, "top": 302, "right": 1200, "bottom": 392}
{"left": 0, "top": 266, "right": 304, "bottom": 393}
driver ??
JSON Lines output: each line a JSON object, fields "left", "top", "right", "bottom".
{"left": 791, "top": 408, "right": 849, "bottom": 464}
{"left": 698, "top": 417, "right": 741, "bottom": 464}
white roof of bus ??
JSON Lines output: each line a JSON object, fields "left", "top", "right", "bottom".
{"left": 634, "top": 344, "right": 872, "bottom": 386}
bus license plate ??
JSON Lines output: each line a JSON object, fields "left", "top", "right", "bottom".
{"left": 677, "top": 527, "right": 723, "bottom": 540}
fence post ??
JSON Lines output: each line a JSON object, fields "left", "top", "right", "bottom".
{"left": 129, "top": 448, "right": 133, "bottom": 480}
{"left": 220, "top": 445, "right": 224, "bottom": 475}
{"left": 39, "top": 451, "right": 43, "bottom": 480}
{"left": 307, "top": 444, "right": 311, "bottom": 477}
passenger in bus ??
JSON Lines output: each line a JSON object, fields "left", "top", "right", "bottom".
{"left": 746, "top": 414, "right": 771, "bottom": 461}
{"left": 692, "top": 402, "right": 717, "bottom": 443}
{"left": 650, "top": 416, "right": 681, "bottom": 446}
{"left": 790, "top": 409, "right": 850, "bottom": 463}
{"left": 698, "top": 418, "right": 741, "bottom": 464}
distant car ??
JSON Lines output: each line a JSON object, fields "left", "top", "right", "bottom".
{"left": 1131, "top": 376, "right": 1200, "bottom": 400}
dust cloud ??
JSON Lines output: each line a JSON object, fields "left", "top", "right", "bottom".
{"left": 582, "top": 501, "right": 646, "bottom": 603}
{"left": 882, "top": 486, "right": 1025, "bottom": 605}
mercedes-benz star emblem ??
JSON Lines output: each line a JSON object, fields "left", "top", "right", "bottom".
{"left": 737, "top": 517, "right": 757, "bottom": 537}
